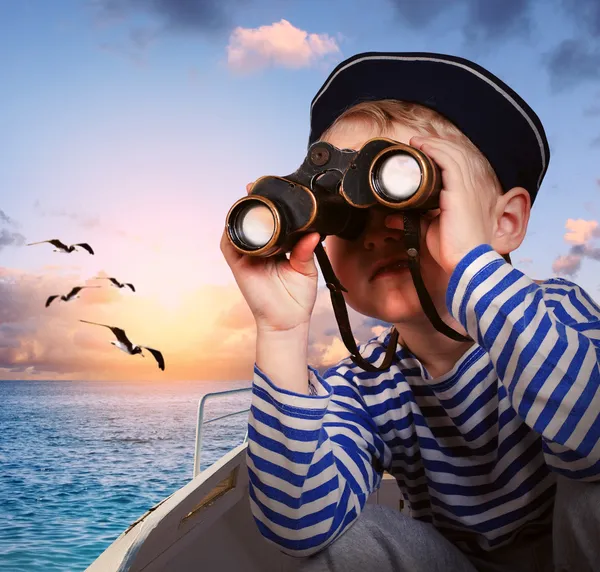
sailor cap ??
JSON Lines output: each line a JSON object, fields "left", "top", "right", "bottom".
{"left": 308, "top": 52, "right": 550, "bottom": 204}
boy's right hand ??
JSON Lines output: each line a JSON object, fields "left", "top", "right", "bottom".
{"left": 220, "top": 183, "right": 321, "bottom": 334}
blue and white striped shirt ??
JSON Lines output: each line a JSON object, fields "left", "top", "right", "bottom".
{"left": 246, "top": 244, "right": 600, "bottom": 556}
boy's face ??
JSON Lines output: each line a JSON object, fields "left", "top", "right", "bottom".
{"left": 323, "top": 120, "right": 450, "bottom": 327}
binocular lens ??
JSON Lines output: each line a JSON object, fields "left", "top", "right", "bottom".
{"left": 376, "top": 153, "right": 422, "bottom": 201}
{"left": 234, "top": 203, "right": 276, "bottom": 248}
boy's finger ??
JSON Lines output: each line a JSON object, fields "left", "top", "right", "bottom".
{"left": 412, "top": 137, "right": 472, "bottom": 187}
{"left": 412, "top": 140, "right": 465, "bottom": 191}
{"left": 220, "top": 227, "right": 243, "bottom": 264}
{"left": 411, "top": 136, "right": 465, "bottom": 167}
{"left": 384, "top": 213, "right": 404, "bottom": 229}
{"left": 288, "top": 233, "right": 320, "bottom": 277}
{"left": 412, "top": 135, "right": 465, "bottom": 157}
{"left": 246, "top": 181, "right": 255, "bottom": 194}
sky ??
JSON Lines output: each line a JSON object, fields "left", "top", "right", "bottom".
{"left": 1, "top": 0, "right": 599, "bottom": 382}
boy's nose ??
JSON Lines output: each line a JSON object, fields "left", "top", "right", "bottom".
{"left": 362, "top": 208, "right": 404, "bottom": 251}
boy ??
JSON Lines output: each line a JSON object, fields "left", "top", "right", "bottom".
{"left": 220, "top": 52, "right": 600, "bottom": 572}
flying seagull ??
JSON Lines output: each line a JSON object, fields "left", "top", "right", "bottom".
{"left": 93, "top": 277, "right": 135, "bottom": 292}
{"left": 27, "top": 239, "right": 94, "bottom": 255}
{"left": 46, "top": 286, "right": 101, "bottom": 307}
{"left": 79, "top": 319, "right": 165, "bottom": 371}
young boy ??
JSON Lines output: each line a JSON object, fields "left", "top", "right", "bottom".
{"left": 220, "top": 52, "right": 600, "bottom": 572}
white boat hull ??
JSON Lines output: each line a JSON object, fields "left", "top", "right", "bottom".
{"left": 87, "top": 442, "right": 405, "bottom": 571}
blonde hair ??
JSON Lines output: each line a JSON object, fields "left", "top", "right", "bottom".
{"left": 320, "top": 99, "right": 503, "bottom": 194}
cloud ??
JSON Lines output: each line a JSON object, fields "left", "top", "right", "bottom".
{"left": 0, "top": 266, "right": 181, "bottom": 380}
{"left": 92, "top": 0, "right": 234, "bottom": 32}
{"left": 91, "top": 0, "right": 242, "bottom": 61}
{"left": 32, "top": 199, "right": 136, "bottom": 241}
{"left": 552, "top": 218, "right": 600, "bottom": 277}
{"left": 33, "top": 199, "right": 101, "bottom": 229}
{"left": 390, "top": 0, "right": 600, "bottom": 91}
{"left": 389, "top": 0, "right": 531, "bottom": 42}
{"left": 563, "top": 219, "right": 600, "bottom": 244}
{"left": 0, "top": 210, "right": 26, "bottom": 251}
{"left": 226, "top": 20, "right": 341, "bottom": 73}
{"left": 0, "top": 268, "right": 120, "bottom": 323}
{"left": 310, "top": 318, "right": 389, "bottom": 372}
{"left": 312, "top": 336, "right": 349, "bottom": 367}
{"left": 544, "top": 0, "right": 600, "bottom": 91}
{"left": 0, "top": 229, "right": 26, "bottom": 251}
{"left": 211, "top": 283, "right": 387, "bottom": 373}
{"left": 462, "top": 0, "right": 531, "bottom": 44}
{"left": 572, "top": 243, "right": 600, "bottom": 261}
{"left": 0, "top": 210, "right": 14, "bottom": 225}
{"left": 388, "top": 0, "right": 450, "bottom": 26}
{"left": 0, "top": 263, "right": 388, "bottom": 381}
{"left": 552, "top": 253, "right": 583, "bottom": 277}
{"left": 0, "top": 270, "right": 111, "bottom": 378}
{"left": 563, "top": 0, "right": 600, "bottom": 37}
{"left": 212, "top": 292, "right": 255, "bottom": 332}
{"left": 545, "top": 39, "right": 600, "bottom": 92}
{"left": 307, "top": 291, "right": 391, "bottom": 371}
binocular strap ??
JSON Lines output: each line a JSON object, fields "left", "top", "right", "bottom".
{"left": 314, "top": 242, "right": 399, "bottom": 372}
{"left": 402, "top": 212, "right": 472, "bottom": 342}
{"left": 312, "top": 211, "right": 472, "bottom": 373}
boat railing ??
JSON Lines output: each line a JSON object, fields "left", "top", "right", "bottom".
{"left": 193, "top": 386, "right": 253, "bottom": 478}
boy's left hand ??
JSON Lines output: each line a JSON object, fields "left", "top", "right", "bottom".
{"left": 384, "top": 135, "right": 498, "bottom": 276}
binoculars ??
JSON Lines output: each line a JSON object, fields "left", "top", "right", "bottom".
{"left": 225, "top": 138, "right": 442, "bottom": 257}
{"left": 225, "top": 137, "right": 471, "bottom": 373}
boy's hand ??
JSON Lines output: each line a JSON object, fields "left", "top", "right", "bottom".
{"left": 384, "top": 135, "right": 498, "bottom": 275}
{"left": 220, "top": 182, "right": 320, "bottom": 334}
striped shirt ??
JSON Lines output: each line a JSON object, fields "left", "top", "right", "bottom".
{"left": 246, "top": 244, "right": 600, "bottom": 557}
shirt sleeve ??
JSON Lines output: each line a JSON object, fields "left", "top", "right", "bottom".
{"left": 447, "top": 244, "right": 600, "bottom": 481}
{"left": 246, "top": 361, "right": 392, "bottom": 557}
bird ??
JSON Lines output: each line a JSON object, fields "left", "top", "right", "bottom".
{"left": 93, "top": 277, "right": 135, "bottom": 292}
{"left": 46, "top": 286, "right": 101, "bottom": 307}
{"left": 79, "top": 319, "right": 165, "bottom": 371}
{"left": 27, "top": 239, "right": 94, "bottom": 255}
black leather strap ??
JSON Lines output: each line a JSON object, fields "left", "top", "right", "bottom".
{"left": 402, "top": 212, "right": 472, "bottom": 342}
{"left": 312, "top": 210, "right": 471, "bottom": 373}
{"left": 314, "top": 242, "right": 399, "bottom": 372}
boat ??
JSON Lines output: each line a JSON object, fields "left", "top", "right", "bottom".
{"left": 86, "top": 387, "right": 406, "bottom": 571}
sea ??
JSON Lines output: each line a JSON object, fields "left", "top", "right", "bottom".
{"left": 0, "top": 378, "right": 253, "bottom": 572}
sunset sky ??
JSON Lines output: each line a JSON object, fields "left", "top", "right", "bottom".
{"left": 1, "top": 0, "right": 599, "bottom": 381}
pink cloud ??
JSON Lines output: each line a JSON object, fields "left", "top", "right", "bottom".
{"left": 0, "top": 267, "right": 141, "bottom": 380}
{"left": 564, "top": 218, "right": 600, "bottom": 244}
{"left": 0, "top": 264, "right": 386, "bottom": 380}
{"left": 226, "top": 19, "right": 340, "bottom": 73}
{"left": 552, "top": 216, "right": 600, "bottom": 278}
{"left": 552, "top": 254, "right": 582, "bottom": 277}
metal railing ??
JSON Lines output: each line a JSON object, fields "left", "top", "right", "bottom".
{"left": 193, "top": 387, "right": 253, "bottom": 478}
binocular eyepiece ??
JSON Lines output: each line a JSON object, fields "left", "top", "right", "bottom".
{"left": 226, "top": 138, "right": 442, "bottom": 257}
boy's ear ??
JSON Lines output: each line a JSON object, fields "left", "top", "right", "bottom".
{"left": 492, "top": 186, "right": 531, "bottom": 255}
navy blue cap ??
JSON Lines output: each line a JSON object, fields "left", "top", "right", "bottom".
{"left": 308, "top": 52, "right": 550, "bottom": 204}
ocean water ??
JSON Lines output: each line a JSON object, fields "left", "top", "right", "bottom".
{"left": 0, "top": 379, "right": 253, "bottom": 572}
